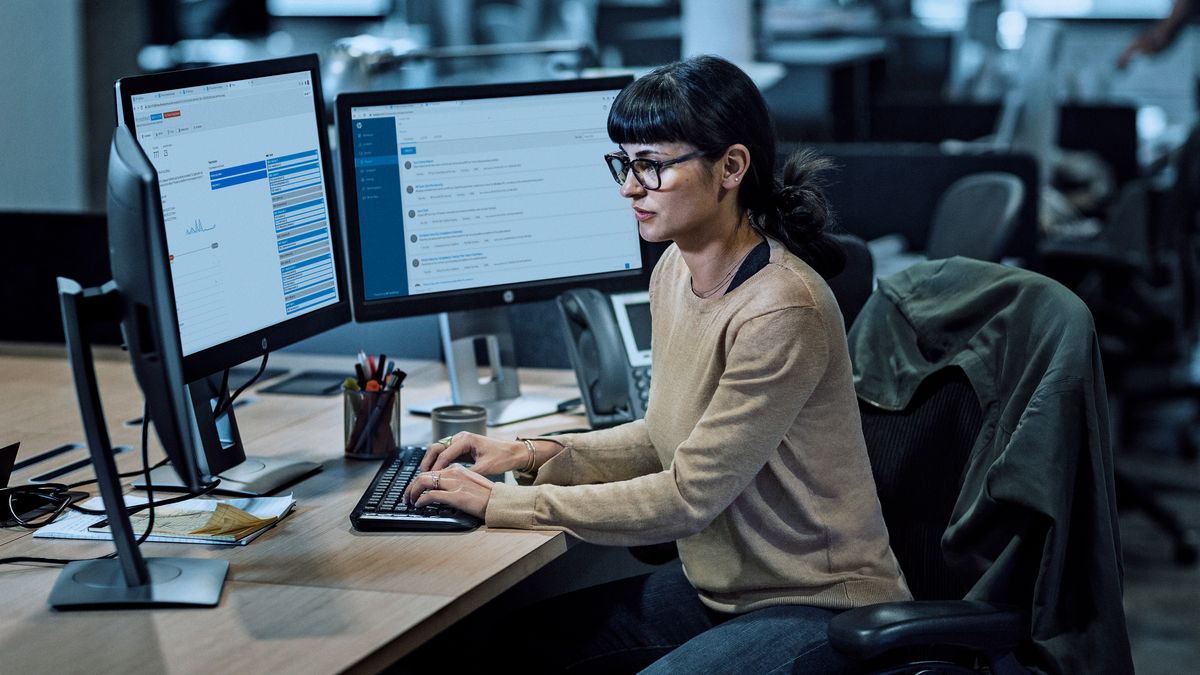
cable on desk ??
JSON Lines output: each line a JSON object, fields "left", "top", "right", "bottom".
{"left": 65, "top": 456, "right": 170, "bottom": 490}
{"left": 0, "top": 402, "right": 169, "bottom": 566}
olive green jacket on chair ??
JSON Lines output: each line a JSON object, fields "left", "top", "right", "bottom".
{"left": 848, "top": 257, "right": 1133, "bottom": 675}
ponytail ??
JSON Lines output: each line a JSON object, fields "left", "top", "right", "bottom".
{"left": 751, "top": 149, "right": 845, "bottom": 280}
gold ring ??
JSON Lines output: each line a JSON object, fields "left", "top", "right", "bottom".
{"left": 430, "top": 472, "right": 440, "bottom": 491}
{"left": 436, "top": 436, "right": 455, "bottom": 446}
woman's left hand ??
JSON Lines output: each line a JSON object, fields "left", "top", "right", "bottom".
{"left": 404, "top": 464, "right": 494, "bottom": 519}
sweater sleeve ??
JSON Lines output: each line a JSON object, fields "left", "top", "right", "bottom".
{"left": 486, "top": 306, "right": 829, "bottom": 544}
{"left": 531, "top": 419, "right": 661, "bottom": 486}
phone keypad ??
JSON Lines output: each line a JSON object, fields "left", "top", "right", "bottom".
{"left": 633, "top": 365, "right": 651, "bottom": 412}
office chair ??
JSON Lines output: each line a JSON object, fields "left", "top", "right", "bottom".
{"left": 925, "top": 172, "right": 1025, "bottom": 262}
{"left": 868, "top": 170, "right": 1026, "bottom": 279}
{"left": 826, "top": 232, "right": 874, "bottom": 329}
{"left": 1039, "top": 148, "right": 1200, "bottom": 566}
{"left": 830, "top": 258, "right": 1133, "bottom": 674}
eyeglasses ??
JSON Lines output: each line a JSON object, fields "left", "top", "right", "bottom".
{"left": 604, "top": 149, "right": 707, "bottom": 191}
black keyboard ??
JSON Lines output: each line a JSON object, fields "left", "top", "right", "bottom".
{"left": 349, "top": 446, "right": 482, "bottom": 532}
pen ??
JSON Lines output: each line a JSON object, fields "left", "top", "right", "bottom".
{"left": 350, "top": 372, "right": 400, "bottom": 457}
{"left": 355, "top": 363, "right": 367, "bottom": 387}
{"left": 374, "top": 353, "right": 387, "bottom": 382}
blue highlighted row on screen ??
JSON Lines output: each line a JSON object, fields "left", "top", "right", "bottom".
{"left": 211, "top": 170, "right": 267, "bottom": 190}
{"left": 266, "top": 149, "right": 318, "bottom": 166}
{"left": 287, "top": 287, "right": 337, "bottom": 313}
{"left": 355, "top": 154, "right": 399, "bottom": 168}
{"left": 209, "top": 150, "right": 320, "bottom": 190}
{"left": 281, "top": 252, "right": 332, "bottom": 275}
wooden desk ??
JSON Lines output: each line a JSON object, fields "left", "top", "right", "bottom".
{"left": 0, "top": 346, "right": 585, "bottom": 673}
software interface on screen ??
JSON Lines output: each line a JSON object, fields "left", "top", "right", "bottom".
{"left": 127, "top": 70, "right": 338, "bottom": 356}
{"left": 348, "top": 87, "right": 640, "bottom": 302}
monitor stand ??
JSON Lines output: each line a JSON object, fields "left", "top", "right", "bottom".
{"left": 408, "top": 308, "right": 560, "bottom": 426}
{"left": 133, "top": 457, "right": 319, "bottom": 497}
{"left": 133, "top": 376, "right": 320, "bottom": 496}
{"left": 52, "top": 278, "right": 226, "bottom": 609}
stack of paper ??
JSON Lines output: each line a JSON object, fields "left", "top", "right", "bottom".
{"left": 33, "top": 494, "right": 295, "bottom": 546}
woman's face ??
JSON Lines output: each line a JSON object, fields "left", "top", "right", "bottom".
{"left": 616, "top": 141, "right": 723, "bottom": 246}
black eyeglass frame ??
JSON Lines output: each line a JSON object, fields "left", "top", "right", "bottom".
{"left": 604, "top": 149, "right": 709, "bottom": 190}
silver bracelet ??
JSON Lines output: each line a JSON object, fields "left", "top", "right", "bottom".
{"left": 521, "top": 438, "right": 537, "bottom": 473}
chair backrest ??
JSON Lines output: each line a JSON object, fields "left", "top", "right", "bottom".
{"left": 848, "top": 258, "right": 1131, "bottom": 673}
{"left": 825, "top": 232, "right": 874, "bottom": 330}
{"left": 858, "top": 366, "right": 982, "bottom": 601}
{"left": 925, "top": 172, "right": 1025, "bottom": 261}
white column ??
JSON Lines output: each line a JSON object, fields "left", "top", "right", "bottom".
{"left": 681, "top": 0, "right": 755, "bottom": 63}
{"left": 0, "top": 0, "right": 88, "bottom": 211}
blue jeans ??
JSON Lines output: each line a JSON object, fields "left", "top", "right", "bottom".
{"left": 511, "top": 564, "right": 855, "bottom": 674}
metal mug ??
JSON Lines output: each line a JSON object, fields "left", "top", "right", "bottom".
{"left": 430, "top": 404, "right": 488, "bottom": 442}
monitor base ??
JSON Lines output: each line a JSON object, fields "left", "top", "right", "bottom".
{"left": 48, "top": 558, "right": 228, "bottom": 610}
{"left": 409, "top": 394, "right": 562, "bottom": 427}
{"left": 133, "top": 456, "right": 320, "bottom": 497}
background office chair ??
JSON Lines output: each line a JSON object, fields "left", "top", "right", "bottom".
{"left": 826, "top": 232, "right": 874, "bottom": 329}
{"left": 925, "top": 172, "right": 1025, "bottom": 262}
{"left": 830, "top": 258, "right": 1132, "bottom": 674}
{"left": 1039, "top": 136, "right": 1200, "bottom": 566}
{"left": 869, "top": 171, "right": 1025, "bottom": 279}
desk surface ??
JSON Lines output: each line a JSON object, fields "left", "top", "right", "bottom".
{"left": 0, "top": 346, "right": 583, "bottom": 673}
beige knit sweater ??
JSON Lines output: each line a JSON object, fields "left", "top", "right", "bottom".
{"left": 487, "top": 237, "right": 911, "bottom": 613}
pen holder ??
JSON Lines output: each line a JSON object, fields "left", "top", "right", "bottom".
{"left": 343, "top": 388, "right": 402, "bottom": 460}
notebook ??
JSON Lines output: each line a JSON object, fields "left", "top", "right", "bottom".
{"left": 33, "top": 494, "right": 295, "bottom": 546}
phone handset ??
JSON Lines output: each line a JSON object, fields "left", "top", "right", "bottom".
{"left": 557, "top": 288, "right": 641, "bottom": 429}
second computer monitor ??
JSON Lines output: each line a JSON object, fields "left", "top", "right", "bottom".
{"left": 338, "top": 77, "right": 653, "bottom": 424}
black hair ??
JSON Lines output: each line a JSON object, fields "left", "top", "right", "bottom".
{"left": 607, "top": 55, "right": 845, "bottom": 279}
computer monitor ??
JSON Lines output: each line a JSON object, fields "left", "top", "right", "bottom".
{"left": 48, "top": 54, "right": 350, "bottom": 609}
{"left": 336, "top": 76, "right": 655, "bottom": 425}
{"left": 114, "top": 54, "right": 351, "bottom": 493}
{"left": 48, "top": 126, "right": 229, "bottom": 609}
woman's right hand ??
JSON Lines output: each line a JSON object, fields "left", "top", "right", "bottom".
{"left": 419, "top": 432, "right": 526, "bottom": 476}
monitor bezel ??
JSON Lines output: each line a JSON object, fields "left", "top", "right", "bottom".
{"left": 336, "top": 76, "right": 655, "bottom": 323}
{"left": 115, "top": 54, "right": 351, "bottom": 382}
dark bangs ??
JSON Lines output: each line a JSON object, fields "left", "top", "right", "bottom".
{"left": 607, "top": 69, "right": 700, "bottom": 147}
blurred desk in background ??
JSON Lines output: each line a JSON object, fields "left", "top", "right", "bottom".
{"left": 763, "top": 37, "right": 888, "bottom": 142}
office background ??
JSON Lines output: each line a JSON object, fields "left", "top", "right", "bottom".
{"left": 1, "top": 1, "right": 1198, "bottom": 672}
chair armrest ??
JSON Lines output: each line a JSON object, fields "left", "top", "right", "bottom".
{"left": 828, "top": 600, "right": 1026, "bottom": 660}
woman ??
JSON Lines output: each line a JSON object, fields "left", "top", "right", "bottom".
{"left": 404, "top": 55, "right": 910, "bottom": 673}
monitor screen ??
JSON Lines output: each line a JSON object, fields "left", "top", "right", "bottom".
{"left": 338, "top": 76, "right": 654, "bottom": 322}
{"left": 116, "top": 55, "right": 350, "bottom": 381}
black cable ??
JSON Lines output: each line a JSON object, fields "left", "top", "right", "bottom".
{"left": 136, "top": 400, "right": 156, "bottom": 548}
{"left": 65, "top": 481, "right": 219, "bottom": 518}
{"left": 2, "top": 485, "right": 73, "bottom": 529}
{"left": 214, "top": 352, "right": 269, "bottom": 418}
{"left": 0, "top": 402, "right": 208, "bottom": 566}
{"left": 0, "top": 403, "right": 154, "bottom": 565}
{"left": 212, "top": 367, "right": 232, "bottom": 420}
{"left": 65, "top": 456, "right": 170, "bottom": 490}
